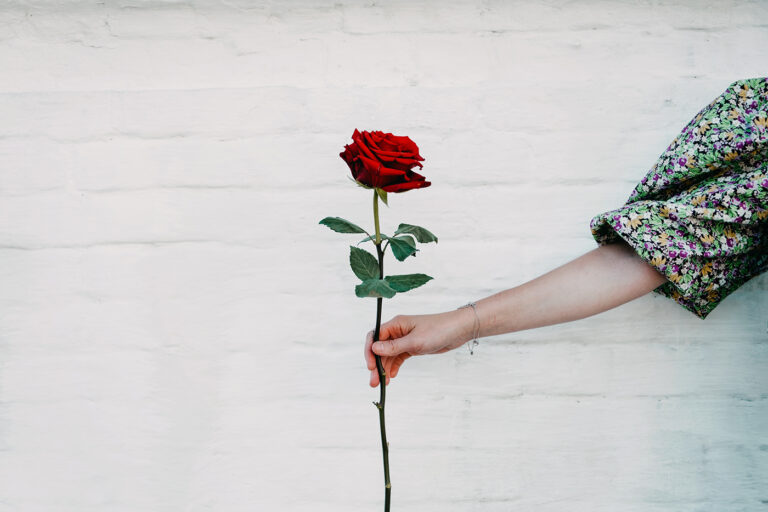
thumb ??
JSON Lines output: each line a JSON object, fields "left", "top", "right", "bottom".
{"left": 372, "top": 336, "right": 413, "bottom": 357}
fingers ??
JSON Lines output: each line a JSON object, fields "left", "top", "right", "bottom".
{"left": 371, "top": 337, "right": 412, "bottom": 357}
{"left": 366, "top": 328, "right": 402, "bottom": 367}
{"left": 369, "top": 361, "right": 391, "bottom": 387}
{"left": 369, "top": 368, "right": 390, "bottom": 387}
{"left": 366, "top": 317, "right": 415, "bottom": 387}
{"left": 369, "top": 354, "right": 396, "bottom": 388}
{"left": 369, "top": 354, "right": 410, "bottom": 387}
{"left": 384, "top": 356, "right": 394, "bottom": 381}
{"left": 365, "top": 330, "right": 375, "bottom": 371}
{"left": 391, "top": 353, "right": 410, "bottom": 378}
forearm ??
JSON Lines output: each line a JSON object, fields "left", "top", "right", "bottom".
{"left": 453, "top": 240, "right": 669, "bottom": 341}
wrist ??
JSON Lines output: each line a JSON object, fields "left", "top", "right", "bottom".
{"left": 452, "top": 302, "right": 480, "bottom": 345}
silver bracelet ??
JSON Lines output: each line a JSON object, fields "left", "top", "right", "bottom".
{"left": 457, "top": 301, "right": 481, "bottom": 355}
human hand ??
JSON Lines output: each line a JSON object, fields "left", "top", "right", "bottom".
{"left": 364, "top": 310, "right": 473, "bottom": 387}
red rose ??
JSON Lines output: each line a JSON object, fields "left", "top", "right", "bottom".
{"left": 340, "top": 129, "right": 431, "bottom": 193}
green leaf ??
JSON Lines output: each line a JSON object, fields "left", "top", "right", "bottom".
{"left": 355, "top": 278, "right": 397, "bottom": 299}
{"left": 376, "top": 188, "right": 389, "bottom": 206}
{"left": 357, "top": 233, "right": 388, "bottom": 246}
{"left": 393, "top": 223, "right": 438, "bottom": 243}
{"left": 319, "top": 216, "right": 367, "bottom": 234}
{"left": 384, "top": 273, "right": 433, "bottom": 293}
{"left": 357, "top": 234, "right": 376, "bottom": 245}
{"left": 349, "top": 246, "right": 379, "bottom": 281}
{"left": 387, "top": 235, "right": 419, "bottom": 261}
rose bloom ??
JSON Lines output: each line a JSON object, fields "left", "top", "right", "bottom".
{"left": 340, "top": 129, "right": 431, "bottom": 193}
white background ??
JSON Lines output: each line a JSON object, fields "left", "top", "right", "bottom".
{"left": 1, "top": 1, "right": 767, "bottom": 511}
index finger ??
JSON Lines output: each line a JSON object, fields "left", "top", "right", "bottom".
{"left": 365, "top": 330, "right": 375, "bottom": 371}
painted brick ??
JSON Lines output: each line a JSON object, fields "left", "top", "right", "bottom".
{"left": 0, "top": 2, "right": 766, "bottom": 511}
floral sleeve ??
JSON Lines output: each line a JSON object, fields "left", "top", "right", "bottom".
{"left": 590, "top": 77, "right": 768, "bottom": 319}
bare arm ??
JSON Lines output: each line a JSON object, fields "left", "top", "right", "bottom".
{"left": 366, "top": 240, "right": 669, "bottom": 387}
{"left": 461, "top": 238, "right": 669, "bottom": 339}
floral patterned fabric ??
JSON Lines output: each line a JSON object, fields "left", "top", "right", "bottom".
{"left": 590, "top": 77, "right": 768, "bottom": 319}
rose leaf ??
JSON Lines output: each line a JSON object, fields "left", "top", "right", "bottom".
{"left": 387, "top": 235, "right": 419, "bottom": 261}
{"left": 393, "top": 223, "right": 438, "bottom": 244}
{"left": 319, "top": 216, "right": 367, "bottom": 234}
{"left": 355, "top": 278, "right": 397, "bottom": 299}
{"left": 384, "top": 273, "right": 433, "bottom": 293}
{"left": 357, "top": 233, "right": 390, "bottom": 245}
{"left": 349, "top": 246, "right": 379, "bottom": 281}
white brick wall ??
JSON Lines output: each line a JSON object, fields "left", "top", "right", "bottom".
{"left": 1, "top": 1, "right": 767, "bottom": 510}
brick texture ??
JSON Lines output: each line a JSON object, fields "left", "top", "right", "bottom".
{"left": 0, "top": 1, "right": 766, "bottom": 510}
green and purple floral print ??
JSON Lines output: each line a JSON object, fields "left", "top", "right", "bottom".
{"left": 590, "top": 77, "right": 768, "bottom": 319}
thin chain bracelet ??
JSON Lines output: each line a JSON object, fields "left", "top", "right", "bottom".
{"left": 457, "top": 301, "right": 481, "bottom": 355}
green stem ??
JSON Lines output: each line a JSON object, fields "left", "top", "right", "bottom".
{"left": 372, "top": 189, "right": 391, "bottom": 511}
{"left": 373, "top": 189, "right": 382, "bottom": 246}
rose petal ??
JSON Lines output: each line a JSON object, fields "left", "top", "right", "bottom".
{"left": 358, "top": 155, "right": 406, "bottom": 176}
{"left": 369, "top": 146, "right": 423, "bottom": 158}
{"left": 368, "top": 144, "right": 424, "bottom": 171}
{"left": 354, "top": 157, "right": 378, "bottom": 187}
{"left": 370, "top": 131, "right": 425, "bottom": 160}
{"left": 357, "top": 155, "right": 409, "bottom": 188}
{"left": 403, "top": 168, "right": 428, "bottom": 182}
{"left": 340, "top": 142, "right": 360, "bottom": 163}
{"left": 342, "top": 129, "right": 428, "bottom": 191}
{"left": 362, "top": 131, "right": 385, "bottom": 152}
{"left": 370, "top": 156, "right": 423, "bottom": 171}
{"left": 353, "top": 132, "right": 379, "bottom": 162}
{"left": 339, "top": 145, "right": 362, "bottom": 176}
{"left": 384, "top": 134, "right": 423, "bottom": 160}
{"left": 381, "top": 180, "right": 432, "bottom": 193}
{"left": 376, "top": 138, "right": 399, "bottom": 152}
